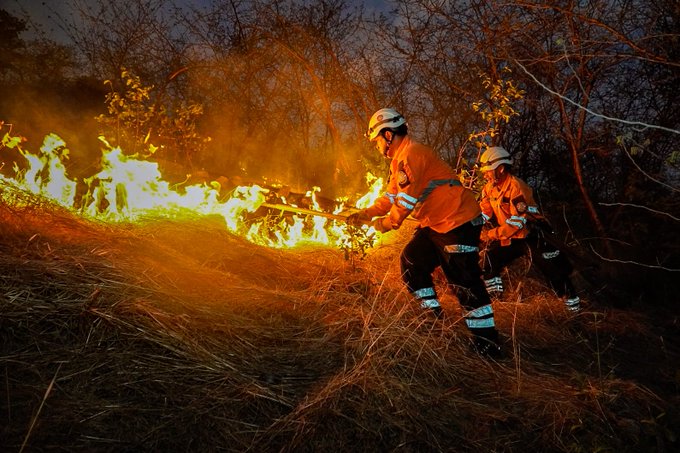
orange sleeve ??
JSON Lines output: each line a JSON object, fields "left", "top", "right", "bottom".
{"left": 365, "top": 195, "right": 393, "bottom": 218}
{"left": 365, "top": 160, "right": 399, "bottom": 219}
{"left": 479, "top": 184, "right": 493, "bottom": 222}
{"left": 485, "top": 179, "right": 534, "bottom": 242}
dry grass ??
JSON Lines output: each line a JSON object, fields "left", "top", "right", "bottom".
{"left": 1, "top": 189, "right": 678, "bottom": 452}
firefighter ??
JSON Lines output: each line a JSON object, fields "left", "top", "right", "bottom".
{"left": 348, "top": 108, "right": 501, "bottom": 356}
{"left": 477, "top": 146, "right": 581, "bottom": 313}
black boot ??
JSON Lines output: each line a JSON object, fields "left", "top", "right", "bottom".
{"left": 472, "top": 327, "right": 502, "bottom": 358}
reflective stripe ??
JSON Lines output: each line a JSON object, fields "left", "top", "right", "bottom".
{"left": 527, "top": 206, "right": 539, "bottom": 214}
{"left": 418, "top": 179, "right": 461, "bottom": 202}
{"left": 464, "top": 303, "right": 495, "bottom": 328}
{"left": 444, "top": 244, "right": 479, "bottom": 253}
{"left": 398, "top": 192, "right": 418, "bottom": 204}
{"left": 466, "top": 317, "right": 496, "bottom": 328}
{"left": 413, "top": 287, "right": 436, "bottom": 299}
{"left": 466, "top": 304, "right": 494, "bottom": 318}
{"left": 396, "top": 192, "right": 417, "bottom": 210}
{"left": 485, "top": 276, "right": 502, "bottom": 286}
{"left": 484, "top": 276, "right": 503, "bottom": 293}
{"left": 420, "top": 298, "right": 441, "bottom": 309}
{"left": 483, "top": 156, "right": 510, "bottom": 167}
{"left": 385, "top": 192, "right": 396, "bottom": 204}
{"left": 565, "top": 296, "right": 580, "bottom": 312}
{"left": 505, "top": 215, "right": 526, "bottom": 229}
{"left": 482, "top": 213, "right": 491, "bottom": 223}
{"left": 413, "top": 287, "right": 440, "bottom": 309}
{"left": 565, "top": 297, "right": 580, "bottom": 307}
{"left": 368, "top": 115, "right": 403, "bottom": 135}
{"left": 542, "top": 250, "right": 560, "bottom": 259}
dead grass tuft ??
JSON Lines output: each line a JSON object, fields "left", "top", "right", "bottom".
{"left": 1, "top": 192, "right": 678, "bottom": 452}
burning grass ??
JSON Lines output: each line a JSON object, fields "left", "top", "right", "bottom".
{"left": 1, "top": 189, "right": 678, "bottom": 452}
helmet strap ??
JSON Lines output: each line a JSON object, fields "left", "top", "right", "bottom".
{"left": 381, "top": 130, "right": 393, "bottom": 158}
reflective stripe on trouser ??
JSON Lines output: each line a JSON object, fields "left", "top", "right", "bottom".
{"left": 413, "top": 287, "right": 441, "bottom": 309}
{"left": 483, "top": 235, "right": 575, "bottom": 298}
{"left": 401, "top": 224, "right": 490, "bottom": 313}
{"left": 464, "top": 304, "right": 495, "bottom": 329}
{"left": 565, "top": 296, "right": 580, "bottom": 312}
{"left": 484, "top": 276, "right": 503, "bottom": 294}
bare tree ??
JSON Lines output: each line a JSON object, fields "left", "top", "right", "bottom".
{"left": 67, "top": 0, "right": 187, "bottom": 81}
{"left": 171, "top": 0, "right": 377, "bottom": 194}
{"left": 501, "top": 1, "right": 680, "bottom": 261}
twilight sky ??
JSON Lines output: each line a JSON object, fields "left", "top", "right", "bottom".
{"left": 2, "top": 0, "right": 95, "bottom": 43}
{"left": 2, "top": 0, "right": 392, "bottom": 43}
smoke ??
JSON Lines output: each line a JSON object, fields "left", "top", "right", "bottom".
{"left": 0, "top": 80, "right": 106, "bottom": 180}
{"left": 198, "top": 102, "right": 372, "bottom": 202}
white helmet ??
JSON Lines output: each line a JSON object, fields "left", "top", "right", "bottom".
{"left": 366, "top": 108, "right": 406, "bottom": 141}
{"left": 479, "top": 146, "right": 513, "bottom": 172}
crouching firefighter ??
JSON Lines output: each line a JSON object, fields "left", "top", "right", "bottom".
{"left": 348, "top": 108, "right": 501, "bottom": 356}
{"left": 477, "top": 146, "right": 581, "bottom": 313}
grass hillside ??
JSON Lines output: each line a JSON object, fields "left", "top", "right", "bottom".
{"left": 1, "top": 191, "right": 678, "bottom": 452}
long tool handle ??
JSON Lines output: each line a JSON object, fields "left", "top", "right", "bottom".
{"left": 259, "top": 202, "right": 349, "bottom": 221}
{"left": 260, "top": 202, "right": 418, "bottom": 224}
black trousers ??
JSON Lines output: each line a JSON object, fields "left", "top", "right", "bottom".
{"left": 400, "top": 221, "right": 490, "bottom": 311}
{"left": 482, "top": 232, "right": 575, "bottom": 298}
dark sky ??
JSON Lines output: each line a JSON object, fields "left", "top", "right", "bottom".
{"left": 2, "top": 0, "right": 215, "bottom": 42}
{"left": 2, "top": 0, "right": 72, "bottom": 41}
{"left": 2, "top": 0, "right": 391, "bottom": 43}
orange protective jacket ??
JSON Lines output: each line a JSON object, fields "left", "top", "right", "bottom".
{"left": 365, "top": 136, "right": 481, "bottom": 233}
{"left": 479, "top": 174, "right": 544, "bottom": 246}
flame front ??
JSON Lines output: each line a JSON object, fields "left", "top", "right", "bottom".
{"left": 1, "top": 133, "right": 384, "bottom": 250}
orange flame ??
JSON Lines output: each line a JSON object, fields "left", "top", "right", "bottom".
{"left": 1, "top": 133, "right": 384, "bottom": 249}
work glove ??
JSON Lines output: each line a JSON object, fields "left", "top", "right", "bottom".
{"left": 370, "top": 217, "right": 392, "bottom": 233}
{"left": 480, "top": 228, "right": 493, "bottom": 243}
{"left": 346, "top": 210, "right": 371, "bottom": 226}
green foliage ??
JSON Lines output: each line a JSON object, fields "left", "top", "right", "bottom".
{"left": 471, "top": 70, "right": 524, "bottom": 135}
{"left": 1, "top": 131, "right": 24, "bottom": 149}
{"left": 338, "top": 225, "right": 376, "bottom": 265}
{"left": 469, "top": 67, "right": 525, "bottom": 149}
{"left": 96, "top": 68, "right": 153, "bottom": 154}
{"left": 463, "top": 67, "right": 524, "bottom": 191}
{"left": 96, "top": 68, "right": 209, "bottom": 165}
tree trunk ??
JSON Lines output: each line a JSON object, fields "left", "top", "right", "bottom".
{"left": 556, "top": 89, "right": 614, "bottom": 257}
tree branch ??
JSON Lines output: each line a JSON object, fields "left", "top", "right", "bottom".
{"left": 620, "top": 142, "right": 680, "bottom": 193}
{"left": 599, "top": 202, "right": 680, "bottom": 222}
{"left": 512, "top": 59, "right": 680, "bottom": 136}
{"left": 589, "top": 246, "right": 680, "bottom": 272}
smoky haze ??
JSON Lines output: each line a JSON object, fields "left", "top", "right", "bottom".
{"left": 0, "top": 79, "right": 106, "bottom": 180}
{"left": 2, "top": 0, "right": 679, "bottom": 308}
{"left": 1, "top": 0, "right": 380, "bottom": 202}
